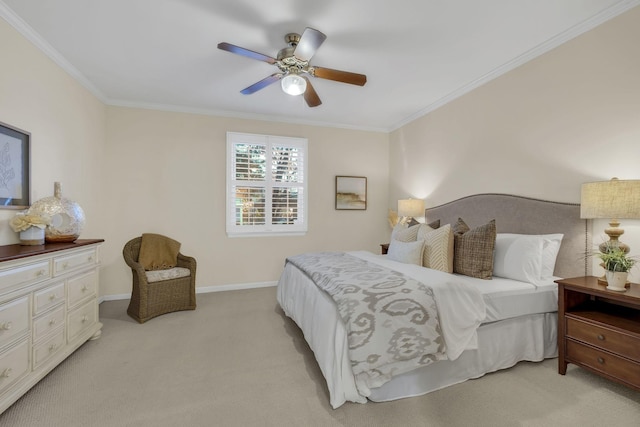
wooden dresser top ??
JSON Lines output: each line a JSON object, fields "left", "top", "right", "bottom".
{"left": 0, "top": 239, "right": 104, "bottom": 263}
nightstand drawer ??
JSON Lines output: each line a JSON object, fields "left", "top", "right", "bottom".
{"left": 567, "top": 339, "right": 640, "bottom": 384}
{"left": 566, "top": 316, "right": 640, "bottom": 361}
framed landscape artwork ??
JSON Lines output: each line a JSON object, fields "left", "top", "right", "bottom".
{"left": 335, "top": 176, "right": 367, "bottom": 210}
{"left": 0, "top": 121, "right": 30, "bottom": 209}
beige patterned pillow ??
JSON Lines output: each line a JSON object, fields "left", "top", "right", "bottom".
{"left": 453, "top": 218, "right": 496, "bottom": 279}
{"left": 418, "top": 224, "right": 454, "bottom": 273}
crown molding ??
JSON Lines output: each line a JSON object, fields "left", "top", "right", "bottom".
{"left": 0, "top": 1, "right": 108, "bottom": 102}
{"left": 108, "top": 99, "right": 389, "bottom": 133}
{"left": 389, "top": 0, "right": 640, "bottom": 132}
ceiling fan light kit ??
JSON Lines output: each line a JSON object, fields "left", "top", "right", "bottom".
{"left": 218, "top": 27, "right": 367, "bottom": 107}
{"left": 281, "top": 73, "right": 307, "bottom": 96}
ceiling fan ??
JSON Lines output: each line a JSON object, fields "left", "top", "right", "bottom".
{"left": 218, "top": 27, "right": 367, "bottom": 107}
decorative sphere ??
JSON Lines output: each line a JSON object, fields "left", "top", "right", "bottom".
{"left": 28, "top": 182, "right": 85, "bottom": 242}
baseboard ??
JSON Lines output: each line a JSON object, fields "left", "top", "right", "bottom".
{"left": 98, "top": 281, "right": 278, "bottom": 304}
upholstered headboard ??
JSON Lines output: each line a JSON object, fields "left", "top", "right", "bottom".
{"left": 425, "top": 193, "right": 592, "bottom": 278}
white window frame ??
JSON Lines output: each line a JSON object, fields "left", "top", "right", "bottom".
{"left": 226, "top": 132, "right": 308, "bottom": 237}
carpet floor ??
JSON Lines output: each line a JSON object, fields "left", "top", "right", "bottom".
{"left": 1, "top": 287, "right": 639, "bottom": 426}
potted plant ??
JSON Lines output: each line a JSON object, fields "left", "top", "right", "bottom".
{"left": 597, "top": 244, "right": 637, "bottom": 291}
{"left": 9, "top": 212, "right": 51, "bottom": 245}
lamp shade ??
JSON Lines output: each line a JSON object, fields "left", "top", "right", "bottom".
{"left": 281, "top": 73, "right": 307, "bottom": 96}
{"left": 398, "top": 198, "right": 425, "bottom": 218}
{"left": 580, "top": 178, "right": 640, "bottom": 219}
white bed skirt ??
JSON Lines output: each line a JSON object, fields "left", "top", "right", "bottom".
{"left": 277, "top": 262, "right": 558, "bottom": 408}
{"left": 368, "top": 312, "right": 558, "bottom": 402}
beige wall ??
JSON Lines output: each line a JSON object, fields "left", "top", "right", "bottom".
{"left": 0, "top": 18, "right": 106, "bottom": 246}
{"left": 389, "top": 7, "right": 640, "bottom": 281}
{"left": 102, "top": 108, "right": 389, "bottom": 295}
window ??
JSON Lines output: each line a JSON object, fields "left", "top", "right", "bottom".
{"left": 226, "top": 132, "right": 308, "bottom": 237}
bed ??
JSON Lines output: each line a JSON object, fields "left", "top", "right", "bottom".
{"left": 277, "top": 194, "right": 592, "bottom": 408}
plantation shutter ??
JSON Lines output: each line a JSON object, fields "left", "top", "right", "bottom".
{"left": 227, "top": 132, "right": 307, "bottom": 236}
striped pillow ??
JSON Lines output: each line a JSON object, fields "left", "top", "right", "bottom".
{"left": 418, "top": 224, "right": 454, "bottom": 273}
{"left": 453, "top": 218, "right": 497, "bottom": 279}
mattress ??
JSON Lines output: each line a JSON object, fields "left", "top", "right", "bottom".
{"left": 461, "top": 274, "right": 558, "bottom": 323}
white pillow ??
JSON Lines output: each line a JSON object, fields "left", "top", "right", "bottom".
{"left": 492, "top": 233, "right": 564, "bottom": 285}
{"left": 387, "top": 240, "right": 424, "bottom": 265}
{"left": 493, "top": 234, "right": 544, "bottom": 284}
{"left": 541, "top": 234, "right": 563, "bottom": 278}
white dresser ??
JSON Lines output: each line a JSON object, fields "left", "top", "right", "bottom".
{"left": 0, "top": 239, "right": 103, "bottom": 414}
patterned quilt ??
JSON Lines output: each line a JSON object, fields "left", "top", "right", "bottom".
{"left": 286, "top": 251, "right": 446, "bottom": 391}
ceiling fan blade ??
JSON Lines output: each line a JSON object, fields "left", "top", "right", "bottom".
{"left": 312, "top": 66, "right": 367, "bottom": 86}
{"left": 240, "top": 73, "right": 283, "bottom": 94}
{"left": 302, "top": 76, "right": 322, "bottom": 107}
{"left": 218, "top": 42, "right": 277, "bottom": 64}
{"left": 293, "top": 27, "right": 327, "bottom": 61}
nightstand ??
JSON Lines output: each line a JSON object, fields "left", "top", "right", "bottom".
{"left": 380, "top": 243, "right": 389, "bottom": 255}
{"left": 556, "top": 276, "right": 640, "bottom": 391}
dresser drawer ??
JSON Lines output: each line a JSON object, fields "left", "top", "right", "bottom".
{"left": 33, "top": 281, "right": 65, "bottom": 316}
{"left": 566, "top": 316, "right": 640, "bottom": 361}
{"left": 0, "top": 260, "right": 49, "bottom": 291}
{"left": 566, "top": 339, "right": 640, "bottom": 386}
{"left": 0, "top": 338, "right": 30, "bottom": 395}
{"left": 0, "top": 296, "right": 29, "bottom": 349}
{"left": 33, "top": 328, "right": 65, "bottom": 369}
{"left": 33, "top": 305, "right": 65, "bottom": 342}
{"left": 67, "top": 270, "right": 98, "bottom": 308}
{"left": 68, "top": 299, "right": 97, "bottom": 343}
{"left": 53, "top": 248, "right": 97, "bottom": 276}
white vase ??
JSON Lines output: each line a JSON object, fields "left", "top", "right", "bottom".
{"left": 605, "top": 270, "right": 628, "bottom": 292}
{"left": 19, "top": 226, "right": 45, "bottom": 245}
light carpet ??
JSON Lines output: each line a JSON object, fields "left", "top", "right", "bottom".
{"left": 1, "top": 287, "right": 639, "bottom": 427}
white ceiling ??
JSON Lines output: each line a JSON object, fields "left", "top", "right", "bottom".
{"left": 1, "top": 0, "right": 638, "bottom": 132}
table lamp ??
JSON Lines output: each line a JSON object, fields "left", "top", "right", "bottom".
{"left": 580, "top": 177, "right": 640, "bottom": 283}
{"left": 398, "top": 198, "right": 425, "bottom": 226}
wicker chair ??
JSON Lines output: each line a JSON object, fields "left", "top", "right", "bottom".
{"left": 122, "top": 235, "right": 196, "bottom": 323}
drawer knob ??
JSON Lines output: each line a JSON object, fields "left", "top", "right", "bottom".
{"left": 597, "top": 334, "right": 605, "bottom": 341}
{"left": 49, "top": 294, "right": 57, "bottom": 301}
{"left": 49, "top": 343, "right": 58, "bottom": 352}
{"left": 1, "top": 368, "right": 12, "bottom": 378}
{"left": 81, "top": 285, "right": 89, "bottom": 292}
{"left": 49, "top": 319, "right": 57, "bottom": 326}
{"left": 81, "top": 315, "right": 89, "bottom": 323}
{"left": 36, "top": 269, "right": 46, "bottom": 277}
{"left": 88, "top": 255, "right": 94, "bottom": 262}
{"left": 62, "top": 262, "right": 69, "bottom": 269}
{"left": 0, "top": 322, "right": 12, "bottom": 331}
{"left": 597, "top": 357, "right": 605, "bottom": 364}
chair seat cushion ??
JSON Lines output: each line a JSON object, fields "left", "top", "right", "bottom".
{"left": 145, "top": 267, "right": 191, "bottom": 283}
